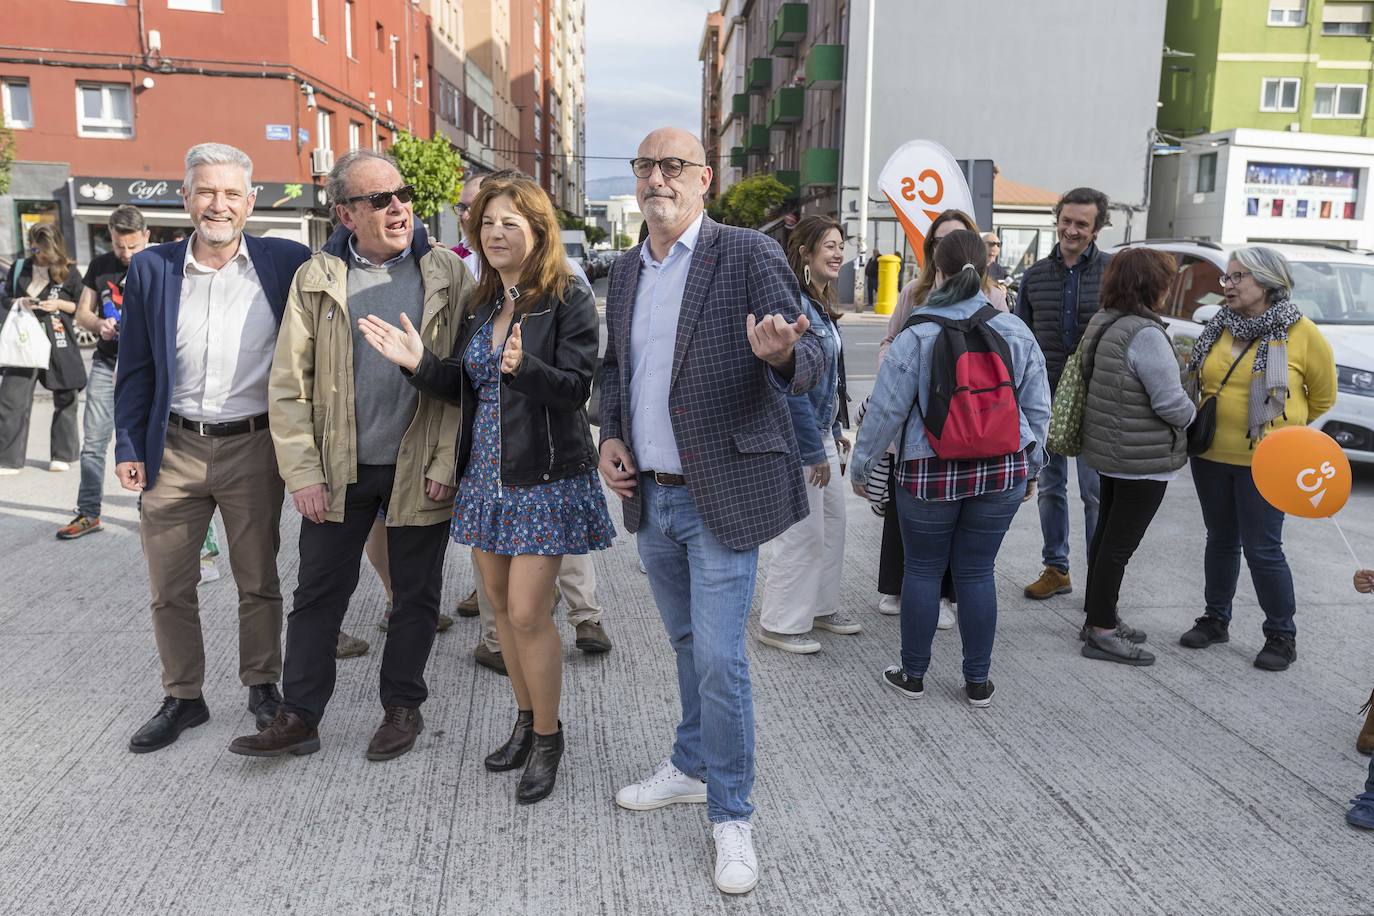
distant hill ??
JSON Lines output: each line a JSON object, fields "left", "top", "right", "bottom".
{"left": 585, "top": 176, "right": 637, "bottom": 199}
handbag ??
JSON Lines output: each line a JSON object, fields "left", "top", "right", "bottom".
{"left": 1186, "top": 338, "right": 1255, "bottom": 456}
{"left": 1046, "top": 314, "right": 1121, "bottom": 457}
{"left": 0, "top": 304, "right": 52, "bottom": 369}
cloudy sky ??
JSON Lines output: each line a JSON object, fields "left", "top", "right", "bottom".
{"left": 584, "top": 0, "right": 716, "bottom": 183}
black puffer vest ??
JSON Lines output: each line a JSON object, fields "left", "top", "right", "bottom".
{"left": 1016, "top": 244, "right": 1111, "bottom": 388}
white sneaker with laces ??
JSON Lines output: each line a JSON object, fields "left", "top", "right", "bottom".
{"left": 813, "top": 610, "right": 862, "bottom": 635}
{"left": 877, "top": 594, "right": 900, "bottom": 615}
{"left": 48, "top": 460, "right": 70, "bottom": 472}
{"left": 937, "top": 598, "right": 956, "bottom": 630}
{"left": 757, "top": 628, "right": 821, "bottom": 653}
{"left": 712, "top": 820, "right": 758, "bottom": 894}
{"left": 0, "top": 467, "right": 20, "bottom": 476}
{"left": 615, "top": 758, "right": 707, "bottom": 811}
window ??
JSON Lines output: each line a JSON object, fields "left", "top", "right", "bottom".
{"left": 390, "top": 35, "right": 398, "bottom": 88}
{"left": 1269, "top": 0, "right": 1306, "bottom": 25}
{"left": 310, "top": 0, "right": 325, "bottom": 39}
{"left": 2, "top": 79, "right": 32, "bottom": 129}
{"left": 535, "top": 155, "right": 542, "bottom": 184}
{"left": 348, "top": 120, "right": 361, "bottom": 151}
{"left": 1260, "top": 77, "right": 1301, "bottom": 111}
{"left": 1168, "top": 258, "right": 1225, "bottom": 322}
{"left": 1196, "top": 152, "right": 1218, "bottom": 193}
{"left": 315, "top": 108, "right": 333, "bottom": 150}
{"left": 413, "top": 54, "right": 422, "bottom": 101}
{"left": 1315, "top": 83, "right": 1367, "bottom": 117}
{"left": 1323, "top": 1, "right": 1373, "bottom": 34}
{"left": 534, "top": 106, "right": 542, "bottom": 141}
{"left": 70, "top": 0, "right": 127, "bottom": 5}
{"left": 76, "top": 82, "right": 133, "bottom": 137}
{"left": 376, "top": 21, "right": 384, "bottom": 50}
{"left": 167, "top": 0, "right": 221, "bottom": 10}
{"left": 345, "top": 0, "right": 355, "bottom": 57}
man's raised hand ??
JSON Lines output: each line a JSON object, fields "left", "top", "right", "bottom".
{"left": 746, "top": 311, "right": 810, "bottom": 369}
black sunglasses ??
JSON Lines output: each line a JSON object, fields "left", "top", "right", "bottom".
{"left": 630, "top": 157, "right": 704, "bottom": 179}
{"left": 343, "top": 185, "right": 415, "bottom": 210}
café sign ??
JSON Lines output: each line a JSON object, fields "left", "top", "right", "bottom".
{"left": 74, "top": 176, "right": 318, "bottom": 209}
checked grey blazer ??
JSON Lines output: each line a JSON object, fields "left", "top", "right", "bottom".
{"left": 599, "top": 215, "right": 824, "bottom": 552}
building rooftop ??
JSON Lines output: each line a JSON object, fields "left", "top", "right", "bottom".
{"left": 994, "top": 176, "right": 1059, "bottom": 208}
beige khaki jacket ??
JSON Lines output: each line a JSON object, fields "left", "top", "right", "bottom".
{"left": 269, "top": 238, "right": 474, "bottom": 526}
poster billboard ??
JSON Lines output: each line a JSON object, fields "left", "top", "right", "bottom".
{"left": 1243, "top": 161, "right": 1360, "bottom": 221}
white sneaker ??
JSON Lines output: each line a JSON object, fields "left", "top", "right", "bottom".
{"left": 615, "top": 758, "right": 707, "bottom": 811}
{"left": 756, "top": 628, "right": 821, "bottom": 654}
{"left": 0, "top": 467, "right": 20, "bottom": 476}
{"left": 937, "top": 598, "right": 956, "bottom": 631}
{"left": 813, "top": 610, "right": 862, "bottom": 635}
{"left": 198, "top": 560, "right": 221, "bottom": 585}
{"left": 877, "top": 594, "right": 900, "bottom": 615}
{"left": 712, "top": 820, "right": 758, "bottom": 894}
{"left": 47, "top": 460, "right": 70, "bottom": 472}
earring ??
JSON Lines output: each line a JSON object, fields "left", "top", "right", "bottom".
{"left": 803, "top": 264, "right": 812, "bottom": 286}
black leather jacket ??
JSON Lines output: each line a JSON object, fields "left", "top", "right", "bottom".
{"left": 408, "top": 280, "right": 599, "bottom": 486}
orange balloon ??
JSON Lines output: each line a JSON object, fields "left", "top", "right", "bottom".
{"left": 1251, "top": 426, "right": 1351, "bottom": 518}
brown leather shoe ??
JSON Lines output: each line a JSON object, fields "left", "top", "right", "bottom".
{"left": 366, "top": 706, "right": 424, "bottom": 761}
{"left": 228, "top": 710, "right": 320, "bottom": 757}
{"left": 1359, "top": 689, "right": 1374, "bottom": 755}
{"left": 475, "top": 642, "right": 508, "bottom": 676}
{"left": 455, "top": 589, "right": 480, "bottom": 618}
{"left": 1024, "top": 567, "right": 1072, "bottom": 600}
{"left": 336, "top": 631, "right": 370, "bottom": 659}
{"left": 574, "top": 620, "right": 612, "bottom": 654}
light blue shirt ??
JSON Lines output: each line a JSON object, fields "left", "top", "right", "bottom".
{"left": 348, "top": 236, "right": 412, "bottom": 268}
{"left": 628, "top": 213, "right": 704, "bottom": 474}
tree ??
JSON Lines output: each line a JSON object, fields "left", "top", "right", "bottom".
{"left": 0, "top": 105, "right": 14, "bottom": 196}
{"left": 584, "top": 225, "right": 608, "bottom": 246}
{"left": 708, "top": 173, "right": 791, "bottom": 228}
{"left": 389, "top": 132, "right": 464, "bottom": 219}
{"left": 615, "top": 232, "right": 633, "bottom": 249}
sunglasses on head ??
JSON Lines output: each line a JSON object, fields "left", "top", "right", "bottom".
{"left": 344, "top": 185, "right": 415, "bottom": 210}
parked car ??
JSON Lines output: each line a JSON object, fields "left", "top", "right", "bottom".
{"left": 561, "top": 229, "right": 589, "bottom": 276}
{"left": 1112, "top": 239, "right": 1374, "bottom": 464}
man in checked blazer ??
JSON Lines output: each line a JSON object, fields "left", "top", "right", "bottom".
{"left": 599, "top": 127, "right": 824, "bottom": 896}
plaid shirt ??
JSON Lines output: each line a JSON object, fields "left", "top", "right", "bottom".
{"left": 895, "top": 449, "right": 1028, "bottom": 502}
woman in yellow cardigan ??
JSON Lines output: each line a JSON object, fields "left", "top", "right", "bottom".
{"left": 1179, "top": 246, "right": 1335, "bottom": 671}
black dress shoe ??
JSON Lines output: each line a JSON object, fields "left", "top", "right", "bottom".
{"left": 248, "top": 684, "right": 283, "bottom": 730}
{"left": 516, "top": 723, "right": 564, "bottom": 805}
{"left": 485, "top": 709, "right": 534, "bottom": 772}
{"left": 129, "top": 696, "right": 210, "bottom": 754}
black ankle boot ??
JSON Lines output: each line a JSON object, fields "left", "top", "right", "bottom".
{"left": 484, "top": 710, "right": 534, "bottom": 772}
{"left": 516, "top": 723, "right": 564, "bottom": 805}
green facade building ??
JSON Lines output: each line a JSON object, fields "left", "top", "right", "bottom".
{"left": 1160, "top": 0, "right": 1374, "bottom": 137}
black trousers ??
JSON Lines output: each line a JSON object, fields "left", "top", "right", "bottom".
{"left": 878, "top": 467, "right": 956, "bottom": 602}
{"left": 1083, "top": 475, "right": 1168, "bottom": 630}
{"left": 282, "top": 464, "right": 449, "bottom": 727}
{"left": 0, "top": 368, "right": 79, "bottom": 468}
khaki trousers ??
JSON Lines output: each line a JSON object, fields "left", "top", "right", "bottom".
{"left": 474, "top": 551, "right": 602, "bottom": 652}
{"left": 139, "top": 424, "right": 284, "bottom": 698}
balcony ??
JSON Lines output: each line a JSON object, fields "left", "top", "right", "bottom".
{"left": 747, "top": 57, "right": 772, "bottom": 93}
{"left": 767, "top": 86, "right": 804, "bottom": 129}
{"left": 774, "top": 169, "right": 800, "bottom": 195}
{"left": 800, "top": 147, "right": 839, "bottom": 187}
{"left": 730, "top": 146, "right": 747, "bottom": 169}
{"left": 769, "top": 3, "right": 808, "bottom": 56}
{"left": 726, "top": 92, "right": 749, "bottom": 125}
{"left": 746, "top": 123, "right": 769, "bottom": 152}
{"left": 805, "top": 44, "right": 844, "bottom": 90}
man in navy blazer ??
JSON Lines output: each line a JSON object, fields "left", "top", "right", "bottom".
{"left": 113, "top": 143, "right": 310, "bottom": 755}
{"left": 598, "top": 127, "right": 823, "bottom": 896}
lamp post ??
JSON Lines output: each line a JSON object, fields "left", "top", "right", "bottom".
{"left": 852, "top": 0, "right": 876, "bottom": 310}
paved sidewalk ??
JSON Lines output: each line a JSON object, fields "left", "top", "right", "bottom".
{"left": 1, "top": 393, "right": 1373, "bottom": 915}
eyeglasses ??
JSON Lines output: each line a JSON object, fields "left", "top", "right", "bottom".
{"left": 987, "top": 242, "right": 1001, "bottom": 248}
{"left": 630, "top": 157, "right": 704, "bottom": 179}
{"left": 1219, "top": 271, "right": 1253, "bottom": 287}
{"left": 343, "top": 185, "right": 415, "bottom": 210}
{"left": 455, "top": 202, "right": 470, "bottom": 216}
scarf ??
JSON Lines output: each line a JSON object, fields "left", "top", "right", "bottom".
{"left": 1186, "top": 297, "right": 1302, "bottom": 446}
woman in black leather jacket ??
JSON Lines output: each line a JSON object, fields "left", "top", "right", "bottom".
{"left": 359, "top": 174, "right": 614, "bottom": 807}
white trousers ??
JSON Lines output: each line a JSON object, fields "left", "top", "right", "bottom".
{"left": 761, "top": 436, "right": 847, "bottom": 634}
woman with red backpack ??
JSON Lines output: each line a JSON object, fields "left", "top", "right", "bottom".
{"left": 852, "top": 231, "right": 1050, "bottom": 707}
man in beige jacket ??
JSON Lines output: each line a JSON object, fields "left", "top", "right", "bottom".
{"left": 229, "top": 149, "right": 473, "bottom": 761}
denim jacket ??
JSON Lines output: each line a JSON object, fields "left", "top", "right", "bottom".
{"left": 785, "top": 293, "right": 846, "bottom": 465}
{"left": 852, "top": 292, "right": 1052, "bottom": 482}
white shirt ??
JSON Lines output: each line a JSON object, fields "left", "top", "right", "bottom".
{"left": 170, "top": 236, "right": 277, "bottom": 421}
{"left": 628, "top": 213, "right": 704, "bottom": 475}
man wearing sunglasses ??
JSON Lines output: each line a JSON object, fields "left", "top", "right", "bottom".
{"left": 228, "top": 149, "right": 475, "bottom": 762}
{"left": 600, "top": 127, "right": 823, "bottom": 896}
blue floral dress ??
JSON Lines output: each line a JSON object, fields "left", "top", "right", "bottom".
{"left": 451, "top": 318, "right": 616, "bottom": 556}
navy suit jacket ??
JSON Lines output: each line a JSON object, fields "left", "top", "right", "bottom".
{"left": 114, "top": 234, "right": 311, "bottom": 489}
{"left": 599, "top": 216, "right": 824, "bottom": 551}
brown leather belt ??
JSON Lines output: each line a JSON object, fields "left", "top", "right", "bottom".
{"left": 170, "top": 412, "right": 270, "bottom": 437}
{"left": 644, "top": 471, "right": 686, "bottom": 486}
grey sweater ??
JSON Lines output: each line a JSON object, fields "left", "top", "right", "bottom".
{"left": 348, "top": 253, "right": 423, "bottom": 465}
{"left": 1124, "top": 328, "right": 1197, "bottom": 429}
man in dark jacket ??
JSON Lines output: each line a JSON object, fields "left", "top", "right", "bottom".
{"left": 1014, "top": 187, "right": 1111, "bottom": 600}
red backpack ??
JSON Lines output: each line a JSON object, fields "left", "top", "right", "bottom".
{"left": 901, "top": 305, "right": 1021, "bottom": 460}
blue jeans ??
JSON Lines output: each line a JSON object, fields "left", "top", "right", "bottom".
{"left": 894, "top": 482, "right": 1025, "bottom": 682}
{"left": 77, "top": 358, "right": 116, "bottom": 518}
{"left": 1037, "top": 452, "right": 1100, "bottom": 573}
{"left": 1190, "top": 457, "right": 1296, "bottom": 637}
{"left": 635, "top": 478, "right": 758, "bottom": 823}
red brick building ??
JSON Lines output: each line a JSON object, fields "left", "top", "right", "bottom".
{"left": 0, "top": 0, "right": 430, "bottom": 262}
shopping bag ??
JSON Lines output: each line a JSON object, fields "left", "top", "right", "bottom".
{"left": 0, "top": 305, "right": 53, "bottom": 369}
